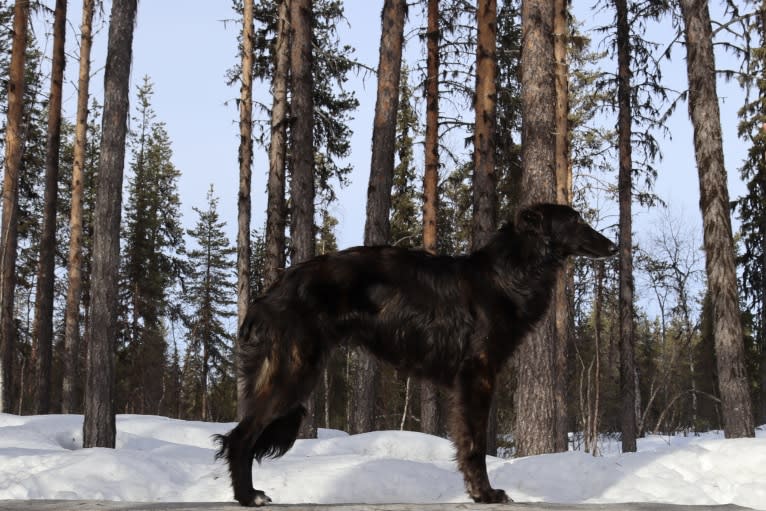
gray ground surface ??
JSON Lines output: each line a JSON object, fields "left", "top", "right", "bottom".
{"left": 0, "top": 502, "right": 753, "bottom": 511}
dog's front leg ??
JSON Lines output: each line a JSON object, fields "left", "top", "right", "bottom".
{"left": 449, "top": 357, "right": 510, "bottom": 504}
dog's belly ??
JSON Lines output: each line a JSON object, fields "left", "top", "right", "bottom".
{"left": 342, "top": 322, "right": 465, "bottom": 387}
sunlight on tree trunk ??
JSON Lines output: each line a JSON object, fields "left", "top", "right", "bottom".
{"left": 515, "top": 0, "right": 557, "bottom": 457}
{"left": 236, "top": 0, "right": 255, "bottom": 420}
{"left": 0, "top": 0, "right": 29, "bottom": 415}
{"left": 553, "top": 0, "right": 572, "bottom": 453}
{"left": 421, "top": 0, "right": 441, "bottom": 438}
{"left": 63, "top": 0, "right": 96, "bottom": 415}
{"left": 679, "top": 0, "right": 754, "bottom": 438}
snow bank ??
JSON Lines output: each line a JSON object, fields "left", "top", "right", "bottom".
{"left": 0, "top": 414, "right": 763, "bottom": 508}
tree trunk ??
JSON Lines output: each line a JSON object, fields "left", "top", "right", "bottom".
{"left": 63, "top": 0, "right": 95, "bottom": 415}
{"left": 33, "top": 0, "right": 67, "bottom": 415}
{"left": 552, "top": 0, "right": 571, "bottom": 453}
{"left": 679, "top": 0, "right": 755, "bottom": 438}
{"left": 83, "top": 0, "right": 137, "bottom": 448}
{"left": 236, "top": 0, "right": 254, "bottom": 420}
{"left": 290, "top": 0, "right": 316, "bottom": 438}
{"left": 364, "top": 0, "right": 406, "bottom": 247}
{"left": 265, "top": 0, "right": 290, "bottom": 290}
{"left": 615, "top": 0, "right": 637, "bottom": 453}
{"left": 515, "top": 0, "right": 557, "bottom": 458}
{"left": 353, "top": 0, "right": 406, "bottom": 435}
{"left": 472, "top": 0, "right": 498, "bottom": 250}
{"left": 423, "top": 0, "right": 439, "bottom": 259}
{"left": 473, "top": 0, "right": 498, "bottom": 456}
{"left": 762, "top": 173, "right": 766, "bottom": 426}
{"left": 0, "top": 0, "right": 29, "bottom": 415}
{"left": 420, "top": 0, "right": 441, "bottom": 437}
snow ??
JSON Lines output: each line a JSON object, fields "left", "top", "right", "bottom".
{"left": 1, "top": 414, "right": 764, "bottom": 508}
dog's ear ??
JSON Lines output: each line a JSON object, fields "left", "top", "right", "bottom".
{"left": 518, "top": 207, "right": 544, "bottom": 234}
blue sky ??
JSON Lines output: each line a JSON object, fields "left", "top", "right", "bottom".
{"left": 49, "top": 0, "right": 750, "bottom": 253}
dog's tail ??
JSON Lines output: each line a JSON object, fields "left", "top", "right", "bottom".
{"left": 212, "top": 405, "right": 305, "bottom": 463}
{"left": 253, "top": 405, "right": 306, "bottom": 463}
{"left": 213, "top": 431, "right": 230, "bottom": 462}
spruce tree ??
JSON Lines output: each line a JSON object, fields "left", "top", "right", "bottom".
{"left": 184, "top": 185, "right": 236, "bottom": 421}
{"left": 7, "top": 27, "right": 47, "bottom": 413}
{"left": 118, "top": 76, "right": 184, "bottom": 414}
{"left": 390, "top": 64, "right": 422, "bottom": 250}
{"left": 734, "top": 0, "right": 766, "bottom": 425}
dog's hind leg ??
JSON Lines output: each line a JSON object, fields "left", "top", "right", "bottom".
{"left": 220, "top": 338, "right": 324, "bottom": 506}
{"left": 449, "top": 355, "right": 510, "bottom": 504}
{"left": 216, "top": 416, "right": 271, "bottom": 507}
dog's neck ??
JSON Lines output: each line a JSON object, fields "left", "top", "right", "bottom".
{"left": 477, "top": 226, "right": 566, "bottom": 307}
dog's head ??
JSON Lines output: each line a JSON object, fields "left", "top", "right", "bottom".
{"left": 516, "top": 204, "right": 618, "bottom": 259}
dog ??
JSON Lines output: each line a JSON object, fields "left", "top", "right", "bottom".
{"left": 215, "top": 203, "right": 617, "bottom": 506}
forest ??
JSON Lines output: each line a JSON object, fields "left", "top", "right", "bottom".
{"left": 0, "top": 0, "right": 764, "bottom": 458}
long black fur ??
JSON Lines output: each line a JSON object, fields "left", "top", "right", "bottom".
{"left": 216, "top": 203, "right": 617, "bottom": 506}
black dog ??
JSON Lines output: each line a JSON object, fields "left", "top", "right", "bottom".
{"left": 216, "top": 203, "right": 617, "bottom": 506}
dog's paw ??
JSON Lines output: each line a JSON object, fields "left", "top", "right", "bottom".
{"left": 472, "top": 487, "right": 511, "bottom": 504}
{"left": 252, "top": 490, "right": 272, "bottom": 506}
{"left": 236, "top": 489, "right": 272, "bottom": 507}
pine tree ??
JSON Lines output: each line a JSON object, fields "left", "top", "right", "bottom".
{"left": 515, "top": 0, "right": 557, "bottom": 457}
{"left": 236, "top": 0, "right": 255, "bottom": 421}
{"left": 0, "top": 0, "right": 13, "bottom": 166}
{"left": 353, "top": 0, "right": 407, "bottom": 435}
{"left": 233, "top": 0, "right": 359, "bottom": 258}
{"left": 265, "top": 0, "right": 289, "bottom": 289}
{"left": 0, "top": 0, "right": 30, "bottom": 414}
{"left": 33, "top": 0, "right": 68, "bottom": 414}
{"left": 615, "top": 0, "right": 638, "bottom": 453}
{"left": 184, "top": 185, "right": 236, "bottom": 421}
{"left": 420, "top": 0, "right": 442, "bottom": 437}
{"left": 679, "top": 0, "right": 755, "bottom": 438}
{"left": 63, "top": 0, "right": 97, "bottom": 414}
{"left": 84, "top": 0, "right": 138, "bottom": 449}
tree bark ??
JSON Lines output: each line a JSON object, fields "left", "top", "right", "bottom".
{"left": 615, "top": 0, "right": 637, "bottom": 453}
{"left": 472, "top": 0, "right": 498, "bottom": 250}
{"left": 290, "top": 0, "right": 316, "bottom": 438}
{"left": 83, "top": 0, "right": 137, "bottom": 448}
{"left": 33, "top": 0, "right": 67, "bottom": 415}
{"left": 552, "top": 0, "right": 571, "bottom": 453}
{"left": 63, "top": 0, "right": 95, "bottom": 415}
{"left": 423, "top": 0, "right": 439, "bottom": 259}
{"left": 236, "top": 0, "right": 255, "bottom": 420}
{"left": 265, "top": 0, "right": 290, "bottom": 290}
{"left": 364, "top": 0, "right": 406, "bottom": 247}
{"left": 353, "top": 0, "right": 406, "bottom": 435}
{"left": 515, "top": 0, "right": 557, "bottom": 457}
{"left": 0, "top": 0, "right": 30, "bottom": 415}
{"left": 678, "top": 0, "right": 755, "bottom": 438}
{"left": 421, "top": 0, "right": 441, "bottom": 437}
{"left": 473, "top": 0, "right": 498, "bottom": 456}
